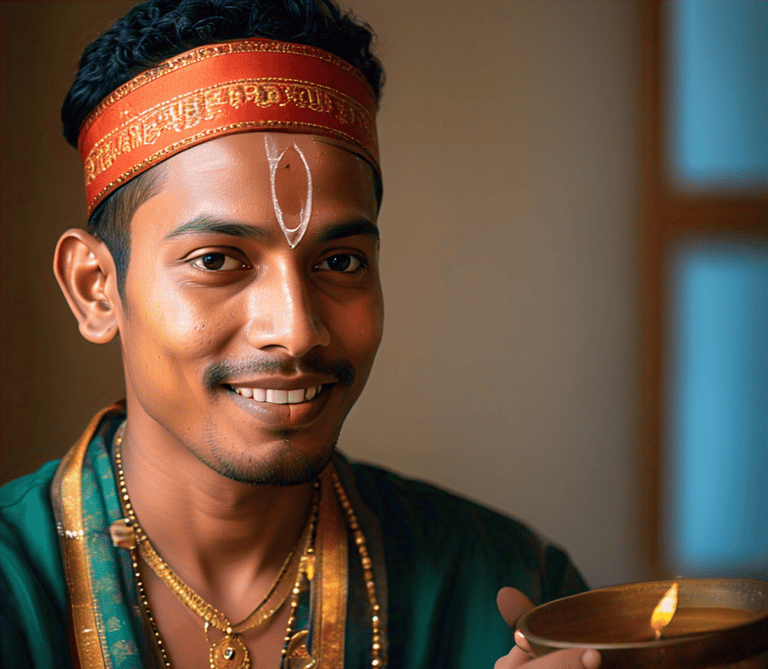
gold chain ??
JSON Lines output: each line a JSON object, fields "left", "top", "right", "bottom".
{"left": 113, "top": 422, "right": 318, "bottom": 669}
{"left": 330, "top": 468, "right": 385, "bottom": 668}
{"left": 111, "top": 420, "right": 385, "bottom": 668}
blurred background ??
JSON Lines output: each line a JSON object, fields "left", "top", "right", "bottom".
{"left": 1, "top": 0, "right": 766, "bottom": 589}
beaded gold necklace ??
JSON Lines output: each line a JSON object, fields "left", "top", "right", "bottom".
{"left": 112, "top": 423, "right": 317, "bottom": 669}
{"left": 110, "top": 422, "right": 385, "bottom": 669}
{"left": 329, "top": 468, "right": 384, "bottom": 668}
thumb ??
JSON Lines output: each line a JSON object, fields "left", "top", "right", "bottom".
{"left": 496, "top": 587, "right": 535, "bottom": 628}
{"left": 497, "top": 588, "right": 536, "bottom": 656}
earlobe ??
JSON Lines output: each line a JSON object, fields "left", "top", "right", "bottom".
{"left": 53, "top": 229, "right": 121, "bottom": 344}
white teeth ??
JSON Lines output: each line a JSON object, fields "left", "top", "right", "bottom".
{"left": 233, "top": 385, "right": 323, "bottom": 404}
{"left": 287, "top": 388, "right": 304, "bottom": 404}
{"left": 273, "top": 389, "right": 291, "bottom": 404}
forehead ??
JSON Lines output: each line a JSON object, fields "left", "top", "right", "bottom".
{"left": 130, "top": 132, "right": 379, "bottom": 238}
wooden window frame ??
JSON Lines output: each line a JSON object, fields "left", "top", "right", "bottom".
{"left": 639, "top": 0, "right": 767, "bottom": 577}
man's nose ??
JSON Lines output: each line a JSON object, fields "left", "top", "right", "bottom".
{"left": 245, "top": 262, "right": 331, "bottom": 357}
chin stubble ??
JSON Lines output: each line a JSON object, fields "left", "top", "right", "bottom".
{"left": 196, "top": 421, "right": 342, "bottom": 486}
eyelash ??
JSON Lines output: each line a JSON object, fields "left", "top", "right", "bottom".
{"left": 314, "top": 253, "right": 367, "bottom": 273}
{"left": 189, "top": 252, "right": 247, "bottom": 272}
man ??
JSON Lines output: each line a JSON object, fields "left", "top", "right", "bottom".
{"left": 0, "top": 1, "right": 599, "bottom": 667}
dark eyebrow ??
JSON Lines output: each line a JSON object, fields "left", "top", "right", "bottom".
{"left": 164, "top": 215, "right": 379, "bottom": 245}
{"left": 164, "top": 215, "right": 273, "bottom": 242}
{"left": 312, "top": 219, "right": 380, "bottom": 244}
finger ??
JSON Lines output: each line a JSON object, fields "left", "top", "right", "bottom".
{"left": 514, "top": 629, "right": 533, "bottom": 655}
{"left": 493, "top": 646, "right": 534, "bottom": 669}
{"left": 497, "top": 587, "right": 535, "bottom": 628}
{"left": 520, "top": 647, "right": 602, "bottom": 669}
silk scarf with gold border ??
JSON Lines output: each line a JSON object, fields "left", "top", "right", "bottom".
{"left": 50, "top": 404, "right": 388, "bottom": 669}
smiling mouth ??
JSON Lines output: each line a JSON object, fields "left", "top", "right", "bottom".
{"left": 227, "top": 384, "right": 328, "bottom": 405}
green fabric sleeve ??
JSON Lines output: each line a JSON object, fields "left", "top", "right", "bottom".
{"left": 0, "top": 461, "right": 71, "bottom": 669}
{"left": 344, "top": 459, "right": 588, "bottom": 669}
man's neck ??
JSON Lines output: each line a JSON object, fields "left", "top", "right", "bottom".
{"left": 117, "top": 414, "right": 314, "bottom": 621}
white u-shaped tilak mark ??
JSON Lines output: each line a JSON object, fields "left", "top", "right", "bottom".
{"left": 265, "top": 136, "right": 313, "bottom": 248}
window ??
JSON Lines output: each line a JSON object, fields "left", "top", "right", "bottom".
{"left": 640, "top": 0, "right": 767, "bottom": 578}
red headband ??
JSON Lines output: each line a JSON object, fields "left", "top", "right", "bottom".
{"left": 78, "top": 38, "right": 379, "bottom": 216}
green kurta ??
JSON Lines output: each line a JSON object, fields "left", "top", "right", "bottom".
{"left": 0, "top": 407, "right": 587, "bottom": 668}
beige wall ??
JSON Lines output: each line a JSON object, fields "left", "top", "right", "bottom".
{"left": 1, "top": 1, "right": 644, "bottom": 588}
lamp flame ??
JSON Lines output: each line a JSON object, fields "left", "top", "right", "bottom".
{"left": 650, "top": 582, "right": 679, "bottom": 639}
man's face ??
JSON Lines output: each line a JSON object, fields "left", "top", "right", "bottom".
{"left": 116, "top": 132, "right": 383, "bottom": 485}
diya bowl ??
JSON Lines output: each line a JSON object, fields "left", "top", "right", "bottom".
{"left": 516, "top": 579, "right": 768, "bottom": 668}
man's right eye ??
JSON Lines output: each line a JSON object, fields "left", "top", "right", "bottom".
{"left": 190, "top": 253, "right": 245, "bottom": 271}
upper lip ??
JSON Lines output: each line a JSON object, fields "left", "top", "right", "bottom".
{"left": 224, "top": 375, "right": 336, "bottom": 390}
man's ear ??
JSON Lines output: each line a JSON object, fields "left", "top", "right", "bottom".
{"left": 54, "top": 229, "right": 122, "bottom": 343}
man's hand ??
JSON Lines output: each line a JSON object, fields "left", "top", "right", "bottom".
{"left": 494, "top": 587, "right": 602, "bottom": 669}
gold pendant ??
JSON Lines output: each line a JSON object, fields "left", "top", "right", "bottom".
{"left": 286, "top": 630, "right": 316, "bottom": 669}
{"left": 209, "top": 634, "right": 250, "bottom": 669}
{"left": 108, "top": 518, "right": 136, "bottom": 549}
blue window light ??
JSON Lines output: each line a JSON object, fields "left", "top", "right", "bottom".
{"left": 666, "top": 241, "right": 768, "bottom": 576}
{"left": 667, "top": 0, "right": 768, "bottom": 190}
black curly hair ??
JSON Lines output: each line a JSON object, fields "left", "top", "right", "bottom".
{"left": 62, "top": 0, "right": 384, "bottom": 296}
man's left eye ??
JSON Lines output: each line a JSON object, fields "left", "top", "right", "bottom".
{"left": 190, "top": 253, "right": 244, "bottom": 271}
{"left": 316, "top": 254, "right": 363, "bottom": 273}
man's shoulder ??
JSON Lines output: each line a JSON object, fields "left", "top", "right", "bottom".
{"left": 0, "top": 460, "right": 69, "bottom": 667}
{"left": 339, "top": 457, "right": 587, "bottom": 668}
{"left": 1, "top": 459, "right": 62, "bottom": 552}
{"left": 342, "top": 457, "right": 587, "bottom": 602}
{"left": 0, "top": 458, "right": 64, "bottom": 582}
{"left": 347, "top": 458, "right": 545, "bottom": 545}
{"left": 0, "top": 459, "right": 61, "bottom": 513}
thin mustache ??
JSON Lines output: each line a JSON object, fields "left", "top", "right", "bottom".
{"left": 203, "top": 353, "right": 355, "bottom": 390}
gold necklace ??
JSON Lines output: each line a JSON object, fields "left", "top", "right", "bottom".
{"left": 110, "top": 421, "right": 386, "bottom": 668}
{"left": 112, "top": 422, "right": 318, "bottom": 669}
{"left": 330, "top": 467, "right": 385, "bottom": 669}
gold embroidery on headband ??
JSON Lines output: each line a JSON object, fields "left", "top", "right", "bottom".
{"left": 83, "top": 78, "right": 375, "bottom": 188}
{"left": 79, "top": 40, "right": 372, "bottom": 138}
{"left": 86, "top": 120, "right": 368, "bottom": 212}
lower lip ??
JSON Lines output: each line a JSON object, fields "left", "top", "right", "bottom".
{"left": 224, "top": 384, "right": 336, "bottom": 428}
